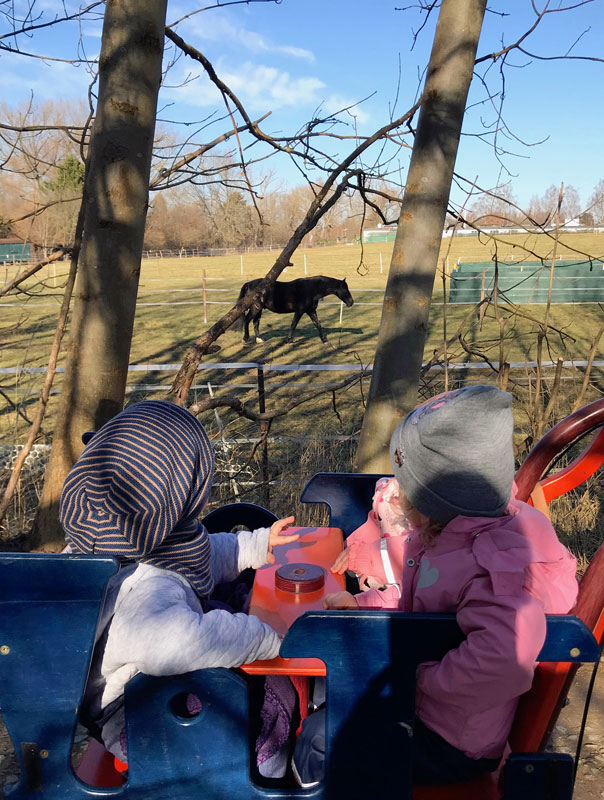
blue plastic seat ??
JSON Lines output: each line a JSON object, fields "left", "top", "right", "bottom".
{"left": 300, "top": 472, "right": 390, "bottom": 536}
{"left": 0, "top": 551, "right": 598, "bottom": 800}
{"left": 201, "top": 502, "right": 277, "bottom": 534}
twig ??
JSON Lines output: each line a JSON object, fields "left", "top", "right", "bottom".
{"left": 0, "top": 166, "right": 87, "bottom": 524}
{"left": 0, "top": 388, "right": 34, "bottom": 426}
{"left": 0, "top": 248, "right": 79, "bottom": 524}
{"left": 534, "top": 183, "right": 563, "bottom": 437}
{"left": 0, "top": 250, "right": 68, "bottom": 298}
{"left": 188, "top": 371, "right": 369, "bottom": 422}
{"left": 572, "top": 316, "right": 604, "bottom": 412}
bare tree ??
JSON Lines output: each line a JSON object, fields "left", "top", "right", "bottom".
{"left": 588, "top": 179, "right": 604, "bottom": 225}
{"left": 470, "top": 183, "right": 520, "bottom": 227}
{"left": 30, "top": 0, "right": 169, "bottom": 549}
{"left": 355, "top": 0, "right": 487, "bottom": 474}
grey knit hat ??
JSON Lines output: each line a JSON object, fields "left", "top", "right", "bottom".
{"left": 389, "top": 385, "right": 515, "bottom": 524}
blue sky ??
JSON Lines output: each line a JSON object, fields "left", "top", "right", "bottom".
{"left": 2, "top": 0, "right": 603, "bottom": 210}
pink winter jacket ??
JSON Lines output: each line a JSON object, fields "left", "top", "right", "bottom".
{"left": 346, "top": 477, "right": 409, "bottom": 589}
{"left": 353, "top": 486, "right": 579, "bottom": 760}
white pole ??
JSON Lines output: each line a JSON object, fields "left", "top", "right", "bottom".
{"left": 304, "top": 253, "right": 307, "bottom": 275}
{"left": 202, "top": 269, "right": 208, "bottom": 324}
{"left": 240, "top": 255, "right": 244, "bottom": 275}
{"left": 339, "top": 301, "right": 343, "bottom": 326}
{"left": 379, "top": 252, "right": 383, "bottom": 274}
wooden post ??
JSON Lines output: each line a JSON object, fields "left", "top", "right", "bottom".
{"left": 257, "top": 363, "right": 269, "bottom": 507}
{"left": 202, "top": 269, "right": 208, "bottom": 324}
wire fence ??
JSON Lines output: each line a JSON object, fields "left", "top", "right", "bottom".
{"left": 2, "top": 358, "right": 603, "bottom": 515}
{"left": 141, "top": 240, "right": 356, "bottom": 260}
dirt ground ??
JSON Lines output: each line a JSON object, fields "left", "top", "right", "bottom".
{"left": 1, "top": 665, "right": 602, "bottom": 798}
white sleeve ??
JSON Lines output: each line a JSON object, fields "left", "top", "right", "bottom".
{"left": 105, "top": 570, "right": 280, "bottom": 677}
{"left": 209, "top": 527, "right": 271, "bottom": 584}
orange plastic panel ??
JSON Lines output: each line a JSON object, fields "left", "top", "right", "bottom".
{"left": 241, "top": 526, "right": 345, "bottom": 676}
{"left": 413, "top": 772, "right": 500, "bottom": 800}
{"left": 515, "top": 397, "right": 604, "bottom": 501}
{"left": 540, "top": 426, "right": 604, "bottom": 503}
{"left": 76, "top": 738, "right": 126, "bottom": 787}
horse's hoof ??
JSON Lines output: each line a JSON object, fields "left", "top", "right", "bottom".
{"left": 255, "top": 337, "right": 265, "bottom": 344}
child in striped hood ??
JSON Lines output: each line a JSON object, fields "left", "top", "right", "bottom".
{"left": 60, "top": 400, "right": 298, "bottom": 762}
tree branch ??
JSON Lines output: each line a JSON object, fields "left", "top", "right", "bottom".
{"left": 189, "top": 371, "right": 369, "bottom": 422}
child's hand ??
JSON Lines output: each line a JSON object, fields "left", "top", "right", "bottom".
{"left": 330, "top": 548, "right": 350, "bottom": 574}
{"left": 323, "top": 591, "right": 359, "bottom": 609}
{"left": 267, "top": 516, "right": 298, "bottom": 564}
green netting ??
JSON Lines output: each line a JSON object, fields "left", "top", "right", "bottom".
{"left": 0, "top": 243, "right": 31, "bottom": 262}
{"left": 448, "top": 260, "right": 604, "bottom": 304}
{"left": 362, "top": 231, "right": 397, "bottom": 243}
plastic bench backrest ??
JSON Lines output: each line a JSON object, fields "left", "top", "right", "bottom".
{"left": 0, "top": 554, "right": 117, "bottom": 796}
{"left": 0, "top": 567, "right": 598, "bottom": 799}
{"left": 300, "top": 396, "right": 604, "bottom": 760}
{"left": 201, "top": 502, "right": 278, "bottom": 534}
{"left": 511, "top": 396, "right": 604, "bottom": 752}
{"left": 300, "top": 472, "right": 390, "bottom": 536}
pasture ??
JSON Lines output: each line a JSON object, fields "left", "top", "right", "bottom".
{"left": 2, "top": 233, "right": 604, "bottom": 456}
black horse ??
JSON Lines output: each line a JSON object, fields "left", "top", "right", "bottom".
{"left": 235, "top": 275, "right": 354, "bottom": 344}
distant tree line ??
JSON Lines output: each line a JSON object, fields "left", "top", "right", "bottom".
{"left": 466, "top": 180, "right": 604, "bottom": 229}
{"left": 6, "top": 99, "right": 602, "bottom": 257}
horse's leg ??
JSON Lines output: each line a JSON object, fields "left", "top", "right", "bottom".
{"left": 243, "top": 311, "right": 251, "bottom": 342}
{"left": 254, "top": 311, "right": 265, "bottom": 344}
{"left": 286, "top": 311, "right": 304, "bottom": 343}
{"left": 307, "top": 309, "right": 327, "bottom": 343}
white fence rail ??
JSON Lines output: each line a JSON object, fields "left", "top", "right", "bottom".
{"left": 2, "top": 359, "right": 604, "bottom": 377}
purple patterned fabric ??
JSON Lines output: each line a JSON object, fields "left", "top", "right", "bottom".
{"left": 256, "top": 676, "right": 296, "bottom": 777}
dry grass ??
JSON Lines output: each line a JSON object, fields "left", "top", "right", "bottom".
{"left": 550, "top": 482, "right": 604, "bottom": 577}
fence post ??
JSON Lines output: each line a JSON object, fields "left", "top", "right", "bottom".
{"left": 379, "top": 252, "right": 383, "bottom": 274}
{"left": 202, "top": 269, "right": 208, "bottom": 324}
{"left": 257, "top": 362, "right": 269, "bottom": 507}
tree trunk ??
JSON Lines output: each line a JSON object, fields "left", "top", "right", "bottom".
{"left": 355, "top": 0, "right": 487, "bottom": 474}
{"left": 31, "top": 0, "right": 168, "bottom": 550}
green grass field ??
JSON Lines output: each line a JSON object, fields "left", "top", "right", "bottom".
{"left": 2, "top": 233, "right": 604, "bottom": 447}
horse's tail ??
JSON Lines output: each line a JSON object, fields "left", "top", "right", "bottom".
{"left": 231, "top": 281, "right": 250, "bottom": 331}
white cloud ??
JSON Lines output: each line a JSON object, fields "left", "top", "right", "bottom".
{"left": 81, "top": 25, "right": 103, "bottom": 39}
{"left": 183, "top": 14, "right": 315, "bottom": 62}
{"left": 1, "top": 57, "right": 94, "bottom": 103}
{"left": 224, "top": 63, "right": 324, "bottom": 107}
{"left": 170, "top": 61, "right": 325, "bottom": 111}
